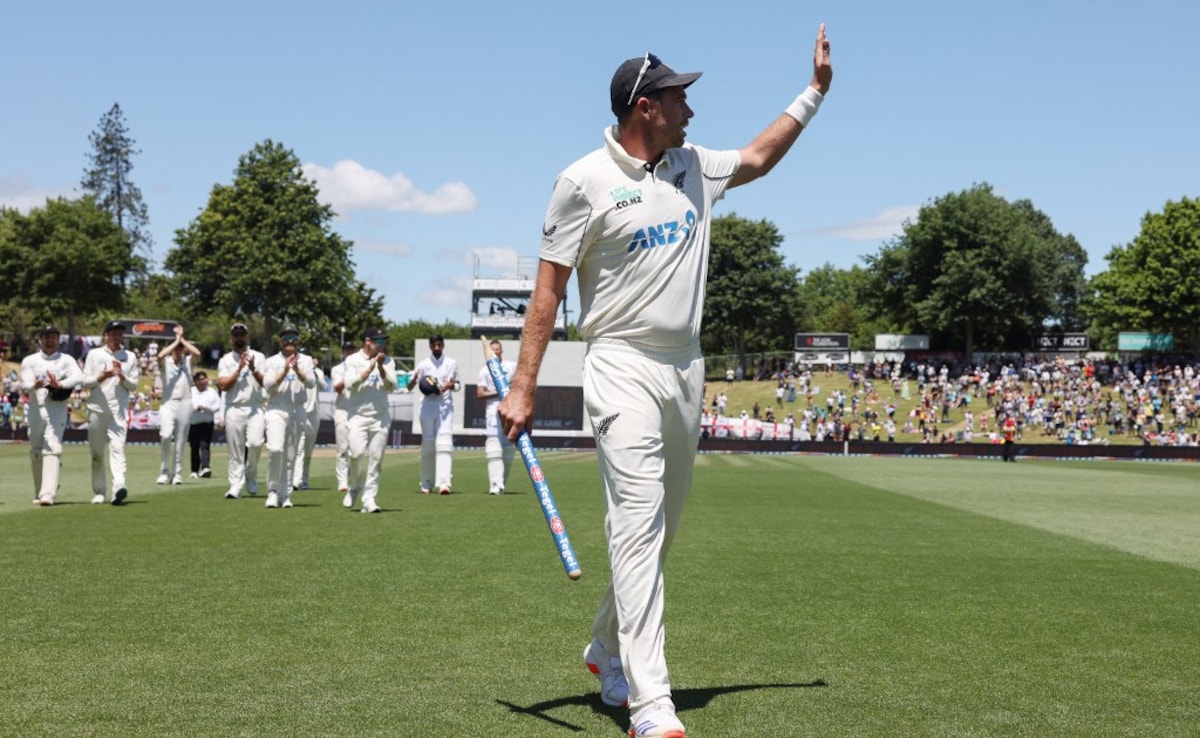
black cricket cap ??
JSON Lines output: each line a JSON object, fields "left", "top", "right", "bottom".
{"left": 610, "top": 53, "right": 701, "bottom": 117}
{"left": 231, "top": 322, "right": 249, "bottom": 334}
{"left": 103, "top": 320, "right": 125, "bottom": 333}
{"left": 38, "top": 325, "right": 61, "bottom": 336}
{"left": 363, "top": 327, "right": 388, "bottom": 340}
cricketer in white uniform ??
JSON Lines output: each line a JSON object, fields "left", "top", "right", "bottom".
{"left": 342, "top": 328, "right": 397, "bottom": 512}
{"left": 408, "top": 334, "right": 458, "bottom": 494}
{"left": 292, "top": 354, "right": 323, "bottom": 491}
{"left": 498, "top": 34, "right": 832, "bottom": 738}
{"left": 261, "top": 325, "right": 315, "bottom": 508}
{"left": 476, "top": 339, "right": 516, "bottom": 495}
{"left": 330, "top": 342, "right": 357, "bottom": 494}
{"left": 217, "top": 322, "right": 267, "bottom": 499}
{"left": 156, "top": 325, "right": 200, "bottom": 486}
{"left": 21, "top": 325, "right": 84, "bottom": 505}
{"left": 83, "top": 320, "right": 141, "bottom": 505}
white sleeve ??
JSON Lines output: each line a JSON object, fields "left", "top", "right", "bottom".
{"left": 539, "top": 174, "right": 594, "bottom": 269}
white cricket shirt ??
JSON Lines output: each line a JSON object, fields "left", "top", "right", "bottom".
{"left": 540, "top": 126, "right": 741, "bottom": 349}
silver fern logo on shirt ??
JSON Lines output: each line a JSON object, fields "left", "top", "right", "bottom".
{"left": 609, "top": 186, "right": 643, "bottom": 210}
{"left": 625, "top": 210, "right": 696, "bottom": 253}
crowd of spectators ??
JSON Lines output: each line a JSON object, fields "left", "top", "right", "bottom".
{"left": 702, "top": 354, "right": 1200, "bottom": 447}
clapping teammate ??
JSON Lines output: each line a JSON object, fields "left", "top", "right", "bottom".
{"left": 21, "top": 325, "right": 84, "bottom": 505}
{"left": 262, "top": 325, "right": 315, "bottom": 508}
{"left": 157, "top": 324, "right": 201, "bottom": 486}
{"left": 84, "top": 320, "right": 140, "bottom": 506}
{"left": 342, "top": 328, "right": 398, "bottom": 513}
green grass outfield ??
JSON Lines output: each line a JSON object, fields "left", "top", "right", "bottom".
{"left": 2, "top": 444, "right": 1198, "bottom": 737}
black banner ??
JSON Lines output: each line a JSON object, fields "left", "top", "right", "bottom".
{"left": 794, "top": 333, "right": 850, "bottom": 351}
{"left": 1033, "top": 333, "right": 1089, "bottom": 351}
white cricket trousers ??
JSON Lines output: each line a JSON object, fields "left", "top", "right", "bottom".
{"left": 88, "top": 410, "right": 129, "bottom": 497}
{"left": 224, "top": 405, "right": 264, "bottom": 493}
{"left": 293, "top": 410, "right": 318, "bottom": 487}
{"left": 419, "top": 400, "right": 454, "bottom": 489}
{"left": 347, "top": 413, "right": 388, "bottom": 507}
{"left": 159, "top": 399, "right": 192, "bottom": 478}
{"left": 484, "top": 411, "right": 515, "bottom": 492}
{"left": 582, "top": 340, "right": 704, "bottom": 714}
{"left": 265, "top": 407, "right": 300, "bottom": 498}
{"left": 29, "top": 402, "right": 69, "bottom": 501}
{"left": 333, "top": 407, "right": 350, "bottom": 490}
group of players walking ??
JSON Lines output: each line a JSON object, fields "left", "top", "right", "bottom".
{"left": 20, "top": 321, "right": 516, "bottom": 512}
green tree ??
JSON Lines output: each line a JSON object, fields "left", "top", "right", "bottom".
{"left": 1086, "top": 196, "right": 1200, "bottom": 353}
{"left": 864, "top": 183, "right": 1086, "bottom": 356}
{"left": 703, "top": 214, "right": 802, "bottom": 372}
{"left": 81, "top": 103, "right": 151, "bottom": 276}
{"left": 0, "top": 197, "right": 138, "bottom": 342}
{"left": 797, "top": 263, "right": 894, "bottom": 349}
{"left": 166, "top": 139, "right": 367, "bottom": 341}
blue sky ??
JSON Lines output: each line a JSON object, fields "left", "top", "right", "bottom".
{"left": 3, "top": 0, "right": 1196, "bottom": 327}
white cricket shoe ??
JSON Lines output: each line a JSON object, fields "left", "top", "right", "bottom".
{"left": 281, "top": 496, "right": 293, "bottom": 509}
{"left": 156, "top": 473, "right": 169, "bottom": 485}
{"left": 264, "top": 492, "right": 279, "bottom": 508}
{"left": 91, "top": 494, "right": 106, "bottom": 505}
{"left": 189, "top": 472, "right": 199, "bottom": 479}
{"left": 224, "top": 488, "right": 240, "bottom": 499}
{"left": 628, "top": 702, "right": 685, "bottom": 738}
{"left": 360, "top": 502, "right": 381, "bottom": 514}
{"left": 342, "top": 489, "right": 357, "bottom": 509}
{"left": 172, "top": 475, "right": 183, "bottom": 486}
{"left": 584, "top": 641, "right": 629, "bottom": 708}
{"left": 199, "top": 467, "right": 211, "bottom": 478}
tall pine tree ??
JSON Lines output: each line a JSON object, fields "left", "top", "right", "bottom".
{"left": 81, "top": 103, "right": 151, "bottom": 278}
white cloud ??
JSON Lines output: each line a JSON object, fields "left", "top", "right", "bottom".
{"left": 467, "top": 246, "right": 524, "bottom": 272}
{"left": 302, "top": 160, "right": 477, "bottom": 215}
{"left": 416, "top": 275, "right": 475, "bottom": 310}
{"left": 822, "top": 205, "right": 921, "bottom": 242}
{"left": 0, "top": 174, "right": 73, "bottom": 212}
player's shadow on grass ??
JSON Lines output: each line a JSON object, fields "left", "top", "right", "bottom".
{"left": 498, "top": 680, "right": 828, "bottom": 732}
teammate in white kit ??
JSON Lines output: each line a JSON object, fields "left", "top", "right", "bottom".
{"left": 21, "top": 325, "right": 84, "bottom": 505}
{"left": 84, "top": 320, "right": 141, "bottom": 505}
{"left": 217, "top": 322, "right": 267, "bottom": 499}
{"left": 156, "top": 325, "right": 200, "bottom": 486}
{"left": 342, "top": 328, "right": 398, "bottom": 512}
{"left": 292, "top": 352, "right": 323, "bottom": 492}
{"left": 261, "top": 325, "right": 315, "bottom": 508}
{"left": 407, "top": 334, "right": 458, "bottom": 494}
{"left": 499, "top": 28, "right": 833, "bottom": 738}
{"left": 329, "top": 341, "right": 357, "bottom": 495}
{"left": 476, "top": 339, "right": 516, "bottom": 494}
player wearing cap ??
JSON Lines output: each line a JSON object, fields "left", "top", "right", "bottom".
{"left": 261, "top": 325, "right": 315, "bottom": 508}
{"left": 330, "top": 341, "right": 357, "bottom": 495}
{"left": 83, "top": 320, "right": 141, "bottom": 505}
{"left": 217, "top": 322, "right": 267, "bottom": 499}
{"left": 156, "top": 324, "right": 201, "bottom": 486}
{"left": 407, "top": 334, "right": 458, "bottom": 494}
{"left": 292, "top": 352, "right": 323, "bottom": 492}
{"left": 498, "top": 27, "right": 832, "bottom": 738}
{"left": 342, "top": 328, "right": 398, "bottom": 512}
{"left": 476, "top": 339, "right": 516, "bottom": 495}
{"left": 21, "top": 325, "right": 84, "bottom": 505}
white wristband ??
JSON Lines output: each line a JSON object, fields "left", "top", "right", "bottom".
{"left": 784, "top": 86, "right": 824, "bottom": 127}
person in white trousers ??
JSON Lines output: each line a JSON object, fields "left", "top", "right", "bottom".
{"left": 217, "top": 322, "right": 267, "bottom": 499}
{"left": 261, "top": 325, "right": 315, "bottom": 508}
{"left": 408, "top": 334, "right": 458, "bottom": 494}
{"left": 156, "top": 325, "right": 200, "bottom": 486}
{"left": 21, "top": 325, "right": 84, "bottom": 505}
{"left": 342, "top": 328, "right": 397, "bottom": 512}
{"left": 83, "top": 320, "right": 140, "bottom": 505}
{"left": 330, "top": 341, "right": 356, "bottom": 495}
{"left": 292, "top": 352, "right": 323, "bottom": 491}
{"left": 498, "top": 28, "right": 833, "bottom": 738}
{"left": 476, "top": 339, "right": 516, "bottom": 494}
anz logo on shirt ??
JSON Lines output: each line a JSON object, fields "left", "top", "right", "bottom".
{"left": 625, "top": 210, "right": 696, "bottom": 254}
